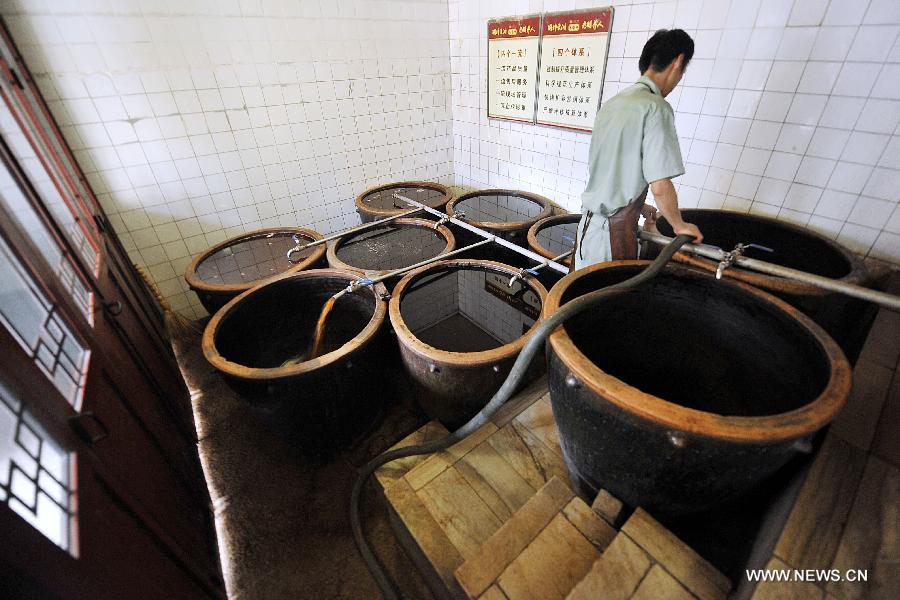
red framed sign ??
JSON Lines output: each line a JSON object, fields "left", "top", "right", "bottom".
{"left": 487, "top": 15, "right": 541, "bottom": 124}
{"left": 535, "top": 8, "right": 614, "bottom": 132}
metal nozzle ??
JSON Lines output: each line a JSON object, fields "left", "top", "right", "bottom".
{"left": 508, "top": 270, "right": 526, "bottom": 287}
{"left": 716, "top": 241, "right": 771, "bottom": 280}
{"left": 287, "top": 243, "right": 308, "bottom": 263}
{"left": 340, "top": 278, "right": 375, "bottom": 297}
{"left": 433, "top": 215, "right": 452, "bottom": 229}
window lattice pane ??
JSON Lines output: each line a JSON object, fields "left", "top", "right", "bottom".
{"left": 0, "top": 102, "right": 94, "bottom": 321}
{"left": 0, "top": 382, "right": 74, "bottom": 553}
{"left": 0, "top": 235, "right": 89, "bottom": 409}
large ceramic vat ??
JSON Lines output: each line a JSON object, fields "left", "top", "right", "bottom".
{"left": 527, "top": 213, "right": 580, "bottom": 266}
{"left": 649, "top": 209, "right": 876, "bottom": 362}
{"left": 326, "top": 217, "right": 455, "bottom": 287}
{"left": 527, "top": 213, "right": 580, "bottom": 287}
{"left": 544, "top": 261, "right": 851, "bottom": 515}
{"left": 390, "top": 259, "right": 548, "bottom": 430}
{"left": 355, "top": 181, "right": 452, "bottom": 223}
{"left": 203, "top": 269, "right": 388, "bottom": 452}
{"left": 185, "top": 227, "right": 325, "bottom": 314}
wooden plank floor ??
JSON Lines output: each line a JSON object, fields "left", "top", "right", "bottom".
{"left": 759, "top": 274, "right": 900, "bottom": 600}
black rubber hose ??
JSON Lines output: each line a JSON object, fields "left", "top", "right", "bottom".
{"left": 350, "top": 234, "right": 695, "bottom": 599}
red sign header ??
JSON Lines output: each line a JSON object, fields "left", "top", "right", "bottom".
{"left": 488, "top": 16, "right": 541, "bottom": 40}
{"left": 543, "top": 10, "right": 611, "bottom": 36}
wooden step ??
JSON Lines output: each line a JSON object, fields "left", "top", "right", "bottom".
{"left": 455, "top": 476, "right": 616, "bottom": 599}
{"left": 591, "top": 488, "right": 625, "bottom": 528}
{"left": 567, "top": 508, "right": 731, "bottom": 600}
{"left": 373, "top": 379, "right": 569, "bottom": 597}
{"left": 374, "top": 420, "right": 450, "bottom": 490}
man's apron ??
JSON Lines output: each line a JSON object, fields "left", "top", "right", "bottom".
{"left": 573, "top": 186, "right": 649, "bottom": 270}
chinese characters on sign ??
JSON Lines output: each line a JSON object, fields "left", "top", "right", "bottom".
{"left": 484, "top": 273, "right": 541, "bottom": 319}
{"left": 487, "top": 16, "right": 541, "bottom": 123}
{"left": 536, "top": 9, "right": 613, "bottom": 131}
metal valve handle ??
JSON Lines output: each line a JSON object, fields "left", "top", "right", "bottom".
{"left": 433, "top": 211, "right": 464, "bottom": 229}
{"left": 716, "top": 241, "right": 774, "bottom": 279}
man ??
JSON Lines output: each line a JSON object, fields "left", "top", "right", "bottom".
{"left": 575, "top": 28, "right": 703, "bottom": 270}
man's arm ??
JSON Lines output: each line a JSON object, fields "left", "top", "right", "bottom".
{"left": 649, "top": 178, "right": 703, "bottom": 244}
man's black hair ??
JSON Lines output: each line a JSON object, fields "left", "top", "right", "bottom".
{"left": 639, "top": 29, "right": 694, "bottom": 73}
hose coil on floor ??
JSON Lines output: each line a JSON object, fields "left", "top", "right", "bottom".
{"left": 350, "top": 234, "right": 696, "bottom": 599}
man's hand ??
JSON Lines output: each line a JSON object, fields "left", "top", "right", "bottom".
{"left": 640, "top": 204, "right": 659, "bottom": 232}
{"left": 673, "top": 221, "right": 703, "bottom": 244}
{"left": 640, "top": 204, "right": 658, "bottom": 221}
{"left": 649, "top": 178, "right": 703, "bottom": 244}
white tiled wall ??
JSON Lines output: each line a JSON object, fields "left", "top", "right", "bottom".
{"left": 4, "top": 0, "right": 899, "bottom": 320}
{"left": 450, "top": 0, "right": 900, "bottom": 268}
{"left": 458, "top": 268, "right": 536, "bottom": 343}
{"left": 400, "top": 267, "right": 538, "bottom": 344}
{"left": 1, "top": 0, "right": 452, "bottom": 317}
{"left": 400, "top": 269, "right": 459, "bottom": 332}
{"left": 533, "top": 218, "right": 579, "bottom": 256}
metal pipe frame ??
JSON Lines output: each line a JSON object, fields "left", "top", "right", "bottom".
{"left": 335, "top": 237, "right": 495, "bottom": 298}
{"left": 529, "top": 249, "right": 573, "bottom": 274}
{"left": 509, "top": 250, "right": 573, "bottom": 287}
{"left": 392, "top": 192, "right": 570, "bottom": 275}
{"left": 639, "top": 230, "right": 900, "bottom": 311}
{"left": 287, "top": 206, "right": 422, "bottom": 261}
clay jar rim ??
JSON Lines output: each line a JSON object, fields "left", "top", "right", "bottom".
{"left": 544, "top": 260, "right": 852, "bottom": 444}
{"left": 527, "top": 213, "right": 582, "bottom": 267}
{"left": 664, "top": 209, "right": 869, "bottom": 297}
{"left": 354, "top": 180, "right": 453, "bottom": 219}
{"left": 446, "top": 188, "right": 554, "bottom": 233}
{"left": 390, "top": 259, "right": 548, "bottom": 367}
{"left": 185, "top": 227, "right": 326, "bottom": 295}
{"left": 202, "top": 268, "right": 387, "bottom": 381}
{"left": 326, "top": 217, "right": 456, "bottom": 277}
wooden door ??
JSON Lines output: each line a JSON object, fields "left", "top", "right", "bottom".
{"left": 0, "top": 18, "right": 223, "bottom": 600}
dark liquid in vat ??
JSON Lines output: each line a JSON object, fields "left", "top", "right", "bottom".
{"left": 335, "top": 225, "right": 448, "bottom": 271}
{"left": 399, "top": 267, "right": 541, "bottom": 352}
{"left": 218, "top": 277, "right": 373, "bottom": 369}
{"left": 195, "top": 233, "right": 315, "bottom": 285}
{"left": 656, "top": 210, "right": 852, "bottom": 278}
{"left": 362, "top": 186, "right": 445, "bottom": 210}
{"left": 561, "top": 267, "right": 829, "bottom": 417}
{"left": 454, "top": 193, "right": 544, "bottom": 224}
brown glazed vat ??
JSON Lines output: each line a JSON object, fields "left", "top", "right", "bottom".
{"left": 649, "top": 209, "right": 875, "bottom": 363}
{"left": 203, "top": 269, "right": 388, "bottom": 452}
{"left": 545, "top": 261, "right": 850, "bottom": 515}
{"left": 527, "top": 213, "right": 581, "bottom": 287}
{"left": 446, "top": 189, "right": 553, "bottom": 267}
{"left": 185, "top": 227, "right": 325, "bottom": 314}
{"left": 527, "top": 213, "right": 581, "bottom": 266}
{"left": 390, "top": 259, "right": 548, "bottom": 430}
{"left": 326, "top": 217, "right": 455, "bottom": 287}
{"left": 355, "top": 181, "right": 452, "bottom": 223}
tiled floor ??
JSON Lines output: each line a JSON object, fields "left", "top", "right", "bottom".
{"left": 414, "top": 313, "right": 502, "bottom": 353}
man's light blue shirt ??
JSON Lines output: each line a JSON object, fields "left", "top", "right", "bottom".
{"left": 580, "top": 76, "right": 685, "bottom": 216}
